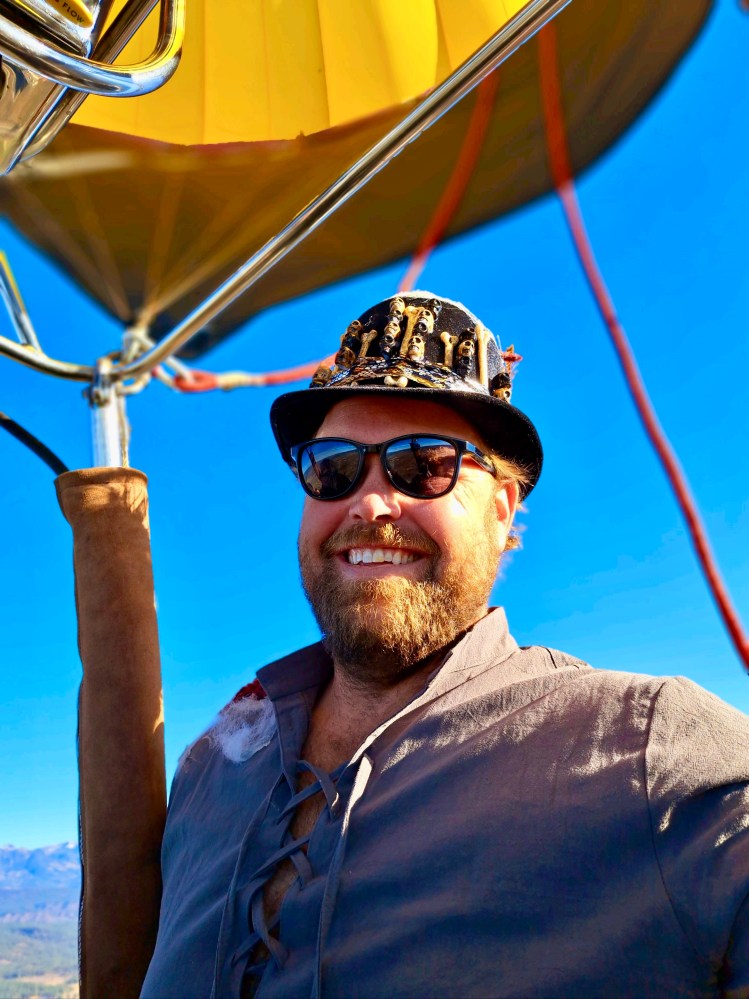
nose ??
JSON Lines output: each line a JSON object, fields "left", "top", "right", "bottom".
{"left": 347, "top": 455, "right": 402, "bottom": 522}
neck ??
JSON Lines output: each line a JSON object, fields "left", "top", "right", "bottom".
{"left": 303, "top": 652, "right": 441, "bottom": 773}
{"left": 330, "top": 648, "right": 442, "bottom": 720}
{"left": 314, "top": 612, "right": 484, "bottom": 749}
{"left": 302, "top": 610, "right": 490, "bottom": 772}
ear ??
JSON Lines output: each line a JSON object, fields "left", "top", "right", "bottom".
{"left": 494, "top": 480, "right": 519, "bottom": 552}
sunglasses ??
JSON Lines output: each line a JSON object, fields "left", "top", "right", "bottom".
{"left": 290, "top": 434, "right": 497, "bottom": 501}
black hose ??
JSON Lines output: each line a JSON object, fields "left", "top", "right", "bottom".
{"left": 0, "top": 411, "right": 69, "bottom": 475}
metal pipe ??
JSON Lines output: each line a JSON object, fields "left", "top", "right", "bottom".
{"left": 90, "top": 402, "right": 120, "bottom": 464}
{"left": 116, "top": 0, "right": 570, "bottom": 380}
{"left": 18, "top": 0, "right": 161, "bottom": 164}
{"left": 0, "top": 253, "right": 41, "bottom": 349}
{"left": 0, "top": 0, "right": 184, "bottom": 97}
{"left": 89, "top": 359, "right": 129, "bottom": 465}
{"left": 0, "top": 335, "right": 94, "bottom": 380}
{"left": 90, "top": 399, "right": 127, "bottom": 465}
{"left": 0, "top": 0, "right": 568, "bottom": 384}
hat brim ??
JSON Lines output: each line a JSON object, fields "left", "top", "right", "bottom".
{"left": 270, "top": 385, "right": 542, "bottom": 498}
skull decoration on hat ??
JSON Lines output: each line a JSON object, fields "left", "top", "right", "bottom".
{"left": 310, "top": 293, "right": 515, "bottom": 399}
{"left": 270, "top": 292, "right": 543, "bottom": 497}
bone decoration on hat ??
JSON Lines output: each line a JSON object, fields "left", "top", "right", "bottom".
{"left": 311, "top": 292, "right": 516, "bottom": 401}
{"left": 271, "top": 291, "right": 542, "bottom": 498}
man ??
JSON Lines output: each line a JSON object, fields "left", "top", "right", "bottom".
{"left": 142, "top": 293, "right": 749, "bottom": 998}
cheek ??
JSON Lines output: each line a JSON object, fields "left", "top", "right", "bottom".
{"left": 437, "top": 481, "right": 491, "bottom": 526}
{"left": 433, "top": 487, "right": 502, "bottom": 552}
{"left": 407, "top": 497, "right": 464, "bottom": 549}
{"left": 299, "top": 498, "right": 343, "bottom": 550}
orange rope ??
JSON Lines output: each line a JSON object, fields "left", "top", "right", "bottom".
{"left": 253, "top": 355, "right": 336, "bottom": 386}
{"left": 171, "top": 354, "right": 336, "bottom": 392}
{"left": 399, "top": 72, "right": 501, "bottom": 292}
{"left": 538, "top": 23, "right": 749, "bottom": 671}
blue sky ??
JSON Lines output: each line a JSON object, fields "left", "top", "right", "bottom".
{"left": 1, "top": 1, "right": 747, "bottom": 848}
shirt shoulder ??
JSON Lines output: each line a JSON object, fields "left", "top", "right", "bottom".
{"left": 646, "top": 675, "right": 749, "bottom": 795}
{"left": 170, "top": 641, "right": 329, "bottom": 792}
{"left": 640, "top": 676, "right": 749, "bottom": 973}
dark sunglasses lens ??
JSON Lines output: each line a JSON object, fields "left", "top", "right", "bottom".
{"left": 298, "top": 440, "right": 361, "bottom": 499}
{"left": 384, "top": 437, "right": 459, "bottom": 497}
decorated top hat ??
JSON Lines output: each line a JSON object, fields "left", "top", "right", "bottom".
{"left": 270, "top": 291, "right": 543, "bottom": 496}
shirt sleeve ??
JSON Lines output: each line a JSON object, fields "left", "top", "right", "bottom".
{"left": 646, "top": 677, "right": 749, "bottom": 996}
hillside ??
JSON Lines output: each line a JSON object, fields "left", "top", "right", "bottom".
{"left": 0, "top": 845, "right": 79, "bottom": 998}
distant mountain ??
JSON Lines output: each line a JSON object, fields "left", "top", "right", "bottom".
{"left": 0, "top": 844, "right": 80, "bottom": 924}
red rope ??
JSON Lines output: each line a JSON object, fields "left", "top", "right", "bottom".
{"left": 538, "top": 23, "right": 749, "bottom": 671}
{"left": 254, "top": 355, "right": 336, "bottom": 386}
{"left": 399, "top": 72, "right": 501, "bottom": 291}
{"left": 171, "top": 370, "right": 220, "bottom": 392}
{"left": 171, "top": 354, "right": 336, "bottom": 392}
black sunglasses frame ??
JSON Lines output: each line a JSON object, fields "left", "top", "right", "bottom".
{"left": 290, "top": 434, "right": 497, "bottom": 501}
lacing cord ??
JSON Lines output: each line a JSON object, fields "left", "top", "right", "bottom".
{"left": 293, "top": 761, "right": 341, "bottom": 817}
{"left": 312, "top": 754, "right": 374, "bottom": 999}
{"left": 230, "top": 761, "right": 344, "bottom": 982}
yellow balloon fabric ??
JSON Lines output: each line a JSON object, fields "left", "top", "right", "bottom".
{"left": 72, "top": 0, "right": 525, "bottom": 143}
{"left": 1, "top": 0, "right": 712, "bottom": 355}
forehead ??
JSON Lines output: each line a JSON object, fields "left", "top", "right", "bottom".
{"left": 315, "top": 397, "right": 484, "bottom": 444}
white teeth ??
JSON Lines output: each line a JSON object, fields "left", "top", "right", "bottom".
{"left": 346, "top": 548, "right": 419, "bottom": 565}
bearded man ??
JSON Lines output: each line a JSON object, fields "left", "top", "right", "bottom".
{"left": 142, "top": 293, "right": 749, "bottom": 999}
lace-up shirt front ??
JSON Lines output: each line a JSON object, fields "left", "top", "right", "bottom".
{"left": 141, "top": 609, "right": 749, "bottom": 999}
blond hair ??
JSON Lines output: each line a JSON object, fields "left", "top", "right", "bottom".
{"left": 488, "top": 452, "right": 531, "bottom": 552}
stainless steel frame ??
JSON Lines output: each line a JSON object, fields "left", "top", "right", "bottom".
{"left": 0, "top": 0, "right": 569, "bottom": 392}
{"left": 0, "top": 0, "right": 184, "bottom": 96}
{"left": 89, "top": 358, "right": 130, "bottom": 465}
{"left": 0, "top": 252, "right": 41, "bottom": 349}
{"left": 17, "top": 0, "right": 162, "bottom": 166}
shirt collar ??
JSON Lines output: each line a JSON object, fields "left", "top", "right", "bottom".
{"left": 257, "top": 607, "right": 516, "bottom": 703}
{"left": 257, "top": 641, "right": 332, "bottom": 701}
{"left": 439, "top": 606, "right": 518, "bottom": 676}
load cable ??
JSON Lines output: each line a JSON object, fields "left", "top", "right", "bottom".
{"left": 537, "top": 22, "right": 749, "bottom": 671}
{"left": 0, "top": 411, "right": 69, "bottom": 474}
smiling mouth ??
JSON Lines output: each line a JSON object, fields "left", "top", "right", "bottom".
{"left": 344, "top": 547, "right": 422, "bottom": 566}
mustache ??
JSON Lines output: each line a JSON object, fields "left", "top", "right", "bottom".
{"left": 321, "top": 522, "right": 440, "bottom": 557}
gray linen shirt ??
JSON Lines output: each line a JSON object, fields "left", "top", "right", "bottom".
{"left": 142, "top": 609, "right": 749, "bottom": 998}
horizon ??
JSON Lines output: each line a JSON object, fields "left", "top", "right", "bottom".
{"left": 1, "top": 1, "right": 747, "bottom": 848}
